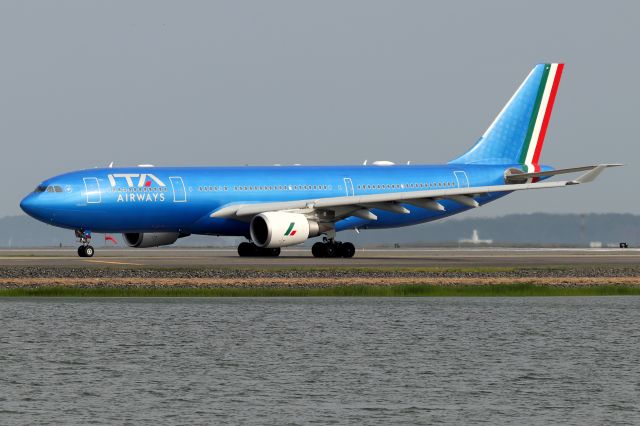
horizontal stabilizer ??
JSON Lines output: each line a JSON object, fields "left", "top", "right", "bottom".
{"left": 571, "top": 164, "right": 621, "bottom": 184}
{"left": 505, "top": 164, "right": 622, "bottom": 183}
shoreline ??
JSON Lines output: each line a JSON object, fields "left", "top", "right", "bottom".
{"left": 2, "top": 283, "right": 640, "bottom": 297}
{"left": 3, "top": 276, "right": 640, "bottom": 288}
{"left": 3, "top": 265, "right": 640, "bottom": 296}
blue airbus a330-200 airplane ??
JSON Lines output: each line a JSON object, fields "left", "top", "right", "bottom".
{"left": 20, "top": 63, "right": 619, "bottom": 258}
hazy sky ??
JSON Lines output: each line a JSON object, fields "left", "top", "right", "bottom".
{"left": 1, "top": 1, "right": 637, "bottom": 218}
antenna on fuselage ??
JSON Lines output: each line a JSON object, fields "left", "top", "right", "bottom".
{"left": 108, "top": 161, "right": 114, "bottom": 168}
{"left": 363, "top": 160, "right": 368, "bottom": 165}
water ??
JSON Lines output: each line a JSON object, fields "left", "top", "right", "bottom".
{"left": 1, "top": 297, "right": 640, "bottom": 425}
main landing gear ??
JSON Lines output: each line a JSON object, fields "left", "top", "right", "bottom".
{"left": 236, "top": 238, "right": 356, "bottom": 258}
{"left": 237, "top": 242, "right": 281, "bottom": 257}
{"left": 312, "top": 240, "right": 356, "bottom": 258}
{"left": 75, "top": 229, "right": 94, "bottom": 258}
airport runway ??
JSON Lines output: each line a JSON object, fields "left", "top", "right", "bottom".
{"left": 0, "top": 247, "right": 639, "bottom": 268}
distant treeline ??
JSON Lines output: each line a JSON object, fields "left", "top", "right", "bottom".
{"left": 1, "top": 213, "right": 638, "bottom": 248}
{"left": 347, "top": 213, "right": 639, "bottom": 247}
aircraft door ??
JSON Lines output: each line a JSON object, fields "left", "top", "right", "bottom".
{"left": 343, "top": 178, "right": 354, "bottom": 196}
{"left": 454, "top": 171, "right": 469, "bottom": 188}
{"left": 83, "top": 177, "right": 101, "bottom": 204}
{"left": 169, "top": 177, "right": 187, "bottom": 202}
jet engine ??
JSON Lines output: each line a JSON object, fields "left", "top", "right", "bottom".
{"left": 123, "top": 232, "right": 180, "bottom": 248}
{"left": 250, "top": 212, "right": 320, "bottom": 248}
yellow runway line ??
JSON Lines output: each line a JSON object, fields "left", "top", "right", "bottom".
{"left": 0, "top": 257, "right": 66, "bottom": 260}
{"left": 82, "top": 259, "right": 144, "bottom": 266}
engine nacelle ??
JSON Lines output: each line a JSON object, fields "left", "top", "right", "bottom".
{"left": 250, "top": 212, "right": 320, "bottom": 248}
{"left": 123, "top": 232, "right": 180, "bottom": 248}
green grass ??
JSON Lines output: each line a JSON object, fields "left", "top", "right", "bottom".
{"left": 2, "top": 283, "right": 640, "bottom": 297}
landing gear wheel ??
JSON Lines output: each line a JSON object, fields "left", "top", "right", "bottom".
{"left": 323, "top": 243, "right": 337, "bottom": 258}
{"left": 312, "top": 242, "right": 325, "bottom": 258}
{"left": 238, "top": 242, "right": 257, "bottom": 257}
{"left": 77, "top": 245, "right": 94, "bottom": 257}
{"left": 267, "top": 248, "right": 281, "bottom": 257}
{"left": 312, "top": 241, "right": 356, "bottom": 258}
{"left": 238, "top": 243, "right": 281, "bottom": 257}
{"left": 339, "top": 242, "right": 356, "bottom": 258}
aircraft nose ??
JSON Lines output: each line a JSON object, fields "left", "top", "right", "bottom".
{"left": 20, "top": 194, "right": 39, "bottom": 218}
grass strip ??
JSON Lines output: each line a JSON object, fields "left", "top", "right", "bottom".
{"left": 2, "top": 283, "right": 640, "bottom": 297}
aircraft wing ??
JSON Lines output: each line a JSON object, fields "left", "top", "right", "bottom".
{"left": 210, "top": 164, "right": 620, "bottom": 222}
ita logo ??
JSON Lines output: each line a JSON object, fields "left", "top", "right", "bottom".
{"left": 107, "top": 173, "right": 166, "bottom": 188}
{"left": 108, "top": 173, "right": 168, "bottom": 203}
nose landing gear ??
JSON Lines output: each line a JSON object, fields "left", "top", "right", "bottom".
{"left": 312, "top": 239, "right": 356, "bottom": 258}
{"left": 77, "top": 245, "right": 95, "bottom": 257}
{"left": 75, "top": 229, "right": 94, "bottom": 258}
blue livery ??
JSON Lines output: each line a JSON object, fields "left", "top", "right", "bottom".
{"left": 20, "top": 63, "right": 615, "bottom": 258}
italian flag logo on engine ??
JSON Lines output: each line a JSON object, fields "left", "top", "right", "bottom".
{"left": 284, "top": 222, "right": 297, "bottom": 237}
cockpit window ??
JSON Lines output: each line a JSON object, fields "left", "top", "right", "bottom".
{"left": 37, "top": 185, "right": 64, "bottom": 193}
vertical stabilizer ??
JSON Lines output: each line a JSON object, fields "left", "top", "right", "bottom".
{"left": 450, "top": 63, "right": 564, "bottom": 171}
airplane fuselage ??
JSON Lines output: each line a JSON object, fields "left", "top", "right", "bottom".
{"left": 20, "top": 163, "right": 523, "bottom": 236}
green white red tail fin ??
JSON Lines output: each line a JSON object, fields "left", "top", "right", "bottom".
{"left": 450, "top": 63, "right": 564, "bottom": 170}
{"left": 520, "top": 63, "right": 564, "bottom": 172}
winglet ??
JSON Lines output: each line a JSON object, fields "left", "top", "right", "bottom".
{"left": 570, "top": 164, "right": 622, "bottom": 184}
